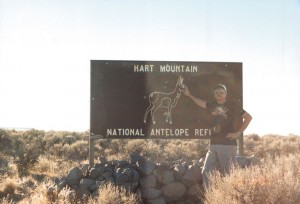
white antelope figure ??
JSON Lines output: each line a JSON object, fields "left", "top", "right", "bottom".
{"left": 144, "top": 76, "right": 185, "bottom": 124}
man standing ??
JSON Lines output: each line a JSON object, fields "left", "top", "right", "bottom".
{"left": 183, "top": 84, "right": 252, "bottom": 189}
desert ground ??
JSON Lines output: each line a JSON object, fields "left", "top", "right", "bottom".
{"left": 0, "top": 129, "right": 299, "bottom": 204}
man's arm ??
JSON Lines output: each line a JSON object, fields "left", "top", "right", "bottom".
{"left": 238, "top": 111, "right": 252, "bottom": 133}
{"left": 227, "top": 111, "right": 252, "bottom": 140}
{"left": 183, "top": 87, "right": 207, "bottom": 108}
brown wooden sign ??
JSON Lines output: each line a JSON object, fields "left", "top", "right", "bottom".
{"left": 90, "top": 60, "right": 242, "bottom": 139}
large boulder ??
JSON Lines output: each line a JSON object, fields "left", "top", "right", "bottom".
{"left": 122, "top": 166, "right": 140, "bottom": 181}
{"left": 137, "top": 160, "right": 156, "bottom": 175}
{"left": 174, "top": 199, "right": 196, "bottom": 204}
{"left": 121, "top": 181, "right": 139, "bottom": 192}
{"left": 98, "top": 156, "right": 107, "bottom": 165}
{"left": 140, "top": 188, "right": 161, "bottom": 200}
{"left": 88, "top": 181, "right": 104, "bottom": 193}
{"left": 154, "top": 169, "right": 175, "bottom": 185}
{"left": 130, "top": 153, "right": 146, "bottom": 164}
{"left": 115, "top": 166, "right": 140, "bottom": 186}
{"left": 161, "top": 182, "right": 186, "bottom": 201}
{"left": 67, "top": 167, "right": 83, "bottom": 186}
{"left": 73, "top": 185, "right": 90, "bottom": 201}
{"left": 236, "top": 155, "right": 261, "bottom": 168}
{"left": 121, "top": 167, "right": 140, "bottom": 191}
{"left": 140, "top": 174, "right": 156, "bottom": 188}
{"left": 80, "top": 178, "right": 96, "bottom": 189}
{"left": 104, "top": 164, "right": 114, "bottom": 173}
{"left": 186, "top": 184, "right": 200, "bottom": 201}
{"left": 174, "top": 164, "right": 187, "bottom": 180}
{"left": 102, "top": 164, "right": 114, "bottom": 178}
{"left": 129, "top": 168, "right": 140, "bottom": 182}
{"left": 104, "top": 176, "right": 114, "bottom": 184}
{"left": 116, "top": 160, "right": 130, "bottom": 169}
{"left": 102, "top": 171, "right": 113, "bottom": 179}
{"left": 146, "top": 197, "right": 166, "bottom": 204}
{"left": 88, "top": 167, "right": 101, "bottom": 179}
{"left": 54, "top": 177, "right": 67, "bottom": 192}
{"left": 114, "top": 171, "right": 130, "bottom": 185}
{"left": 181, "top": 165, "right": 202, "bottom": 187}
{"left": 236, "top": 156, "right": 247, "bottom": 168}
{"left": 81, "top": 164, "right": 90, "bottom": 176}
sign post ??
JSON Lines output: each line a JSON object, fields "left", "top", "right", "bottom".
{"left": 89, "top": 135, "right": 94, "bottom": 166}
{"left": 237, "top": 136, "right": 244, "bottom": 156}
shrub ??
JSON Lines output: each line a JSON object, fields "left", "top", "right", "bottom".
{"left": 123, "top": 140, "right": 162, "bottom": 161}
{"left": 204, "top": 153, "right": 300, "bottom": 204}
{"left": 1, "top": 178, "right": 17, "bottom": 196}
{"left": 19, "top": 182, "right": 140, "bottom": 204}
{"left": 92, "top": 183, "right": 140, "bottom": 204}
{"left": 13, "top": 139, "right": 43, "bottom": 177}
{"left": 244, "top": 134, "right": 300, "bottom": 158}
{"left": 162, "top": 140, "right": 209, "bottom": 162}
{"left": 18, "top": 184, "right": 77, "bottom": 204}
{"left": 0, "top": 129, "right": 13, "bottom": 155}
{"left": 0, "top": 197, "right": 13, "bottom": 204}
{"left": 48, "top": 141, "right": 88, "bottom": 161}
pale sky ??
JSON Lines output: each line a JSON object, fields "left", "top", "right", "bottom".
{"left": 1, "top": 0, "right": 300, "bottom": 136}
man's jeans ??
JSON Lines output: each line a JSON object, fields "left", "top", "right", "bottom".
{"left": 202, "top": 145, "right": 237, "bottom": 189}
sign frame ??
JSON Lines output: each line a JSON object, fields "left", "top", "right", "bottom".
{"left": 89, "top": 60, "right": 244, "bottom": 165}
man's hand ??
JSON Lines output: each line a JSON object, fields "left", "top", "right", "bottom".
{"left": 226, "top": 132, "right": 242, "bottom": 140}
{"left": 183, "top": 87, "right": 190, "bottom": 96}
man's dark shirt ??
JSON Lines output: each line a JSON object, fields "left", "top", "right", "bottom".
{"left": 206, "top": 100, "right": 245, "bottom": 145}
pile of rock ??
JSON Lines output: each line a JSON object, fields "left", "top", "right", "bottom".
{"left": 51, "top": 154, "right": 259, "bottom": 203}
{"left": 136, "top": 157, "right": 203, "bottom": 204}
{"left": 52, "top": 154, "right": 204, "bottom": 204}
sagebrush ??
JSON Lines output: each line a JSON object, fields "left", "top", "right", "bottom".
{"left": 0, "top": 129, "right": 299, "bottom": 203}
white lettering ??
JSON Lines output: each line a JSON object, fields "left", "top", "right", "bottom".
{"left": 106, "top": 129, "right": 145, "bottom": 136}
{"left": 194, "top": 129, "right": 211, "bottom": 136}
{"left": 160, "top": 65, "right": 198, "bottom": 73}
{"left": 150, "top": 128, "right": 189, "bottom": 137}
{"left": 133, "top": 64, "right": 154, "bottom": 72}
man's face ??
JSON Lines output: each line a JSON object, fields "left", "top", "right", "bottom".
{"left": 213, "top": 88, "right": 227, "bottom": 101}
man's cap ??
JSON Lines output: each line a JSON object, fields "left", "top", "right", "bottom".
{"left": 213, "top": 84, "right": 227, "bottom": 92}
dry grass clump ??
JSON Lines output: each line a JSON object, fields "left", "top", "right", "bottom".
{"left": 19, "top": 183, "right": 140, "bottom": 204}
{"left": 124, "top": 140, "right": 162, "bottom": 160}
{"left": 97, "top": 139, "right": 164, "bottom": 161}
{"left": 32, "top": 155, "right": 76, "bottom": 178}
{"left": 0, "top": 178, "right": 18, "bottom": 196}
{"left": 91, "top": 183, "right": 140, "bottom": 204}
{"left": 204, "top": 153, "right": 300, "bottom": 204}
{"left": 33, "top": 156, "right": 57, "bottom": 174}
{"left": 19, "top": 185, "right": 78, "bottom": 204}
{"left": 162, "top": 139, "right": 209, "bottom": 162}
{"left": 0, "top": 197, "right": 13, "bottom": 204}
{"left": 0, "top": 176, "right": 38, "bottom": 203}
{"left": 48, "top": 140, "right": 89, "bottom": 161}
{"left": 96, "top": 139, "right": 209, "bottom": 163}
{"left": 0, "top": 129, "right": 88, "bottom": 177}
{"left": 244, "top": 134, "right": 300, "bottom": 158}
